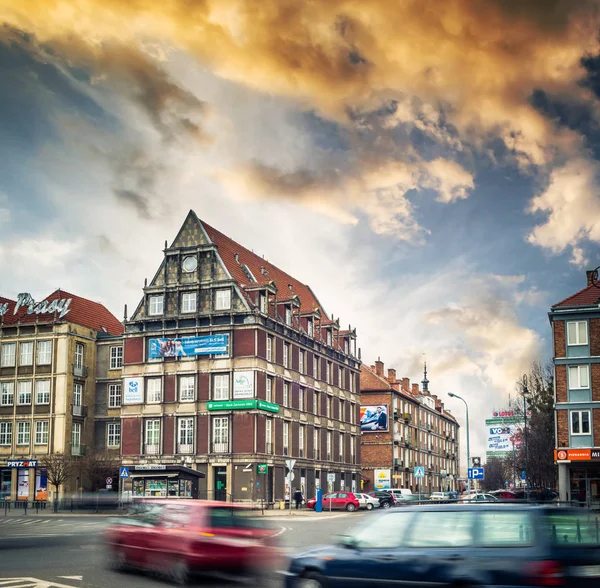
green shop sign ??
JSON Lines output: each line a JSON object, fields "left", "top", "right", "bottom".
{"left": 257, "top": 464, "right": 268, "bottom": 475}
{"left": 207, "top": 399, "right": 280, "bottom": 413}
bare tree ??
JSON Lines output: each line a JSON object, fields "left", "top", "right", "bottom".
{"left": 41, "top": 453, "right": 75, "bottom": 510}
{"left": 482, "top": 457, "right": 506, "bottom": 491}
{"left": 82, "top": 450, "right": 120, "bottom": 491}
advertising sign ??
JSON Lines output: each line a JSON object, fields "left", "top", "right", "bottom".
{"left": 360, "top": 405, "right": 389, "bottom": 432}
{"left": 123, "top": 377, "right": 144, "bottom": 405}
{"left": 7, "top": 460, "right": 38, "bottom": 468}
{"left": 374, "top": 468, "right": 391, "bottom": 490}
{"left": 233, "top": 370, "right": 254, "bottom": 399}
{"left": 148, "top": 334, "right": 228, "bottom": 358}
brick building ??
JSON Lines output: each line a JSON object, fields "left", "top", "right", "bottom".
{"left": 360, "top": 359, "right": 459, "bottom": 493}
{"left": 0, "top": 290, "right": 123, "bottom": 502}
{"left": 119, "top": 210, "right": 361, "bottom": 503}
{"left": 552, "top": 268, "right": 600, "bottom": 504}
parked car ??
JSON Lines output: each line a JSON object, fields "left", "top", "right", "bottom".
{"left": 305, "top": 492, "right": 360, "bottom": 511}
{"left": 459, "top": 493, "right": 499, "bottom": 503}
{"left": 490, "top": 490, "right": 519, "bottom": 500}
{"left": 354, "top": 493, "right": 380, "bottom": 510}
{"left": 283, "top": 504, "right": 600, "bottom": 587}
{"left": 104, "top": 499, "right": 283, "bottom": 584}
{"left": 387, "top": 489, "right": 413, "bottom": 503}
{"left": 430, "top": 491, "right": 451, "bottom": 501}
{"left": 367, "top": 490, "right": 396, "bottom": 509}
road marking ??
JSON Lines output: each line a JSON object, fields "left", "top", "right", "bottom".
{"left": 57, "top": 577, "right": 82, "bottom": 581}
{"left": 0, "top": 579, "right": 79, "bottom": 588}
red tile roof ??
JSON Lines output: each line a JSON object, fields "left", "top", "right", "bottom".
{"left": 552, "top": 284, "right": 600, "bottom": 308}
{"left": 0, "top": 290, "right": 123, "bottom": 336}
{"left": 361, "top": 364, "right": 393, "bottom": 391}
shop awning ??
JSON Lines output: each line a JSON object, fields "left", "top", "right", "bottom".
{"left": 129, "top": 473, "right": 179, "bottom": 479}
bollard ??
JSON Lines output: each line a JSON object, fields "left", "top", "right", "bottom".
{"left": 24, "top": 501, "right": 27, "bottom": 516}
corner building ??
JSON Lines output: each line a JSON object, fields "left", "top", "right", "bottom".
{"left": 120, "top": 210, "right": 361, "bottom": 503}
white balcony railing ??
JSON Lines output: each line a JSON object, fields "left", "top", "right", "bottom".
{"left": 212, "top": 442, "right": 228, "bottom": 453}
{"left": 71, "top": 444, "right": 85, "bottom": 456}
{"left": 177, "top": 444, "right": 193, "bottom": 454}
{"left": 145, "top": 444, "right": 160, "bottom": 455}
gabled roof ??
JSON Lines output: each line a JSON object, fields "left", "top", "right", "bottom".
{"left": 1, "top": 290, "right": 123, "bottom": 336}
{"left": 552, "top": 284, "right": 600, "bottom": 309}
{"left": 361, "top": 364, "right": 392, "bottom": 391}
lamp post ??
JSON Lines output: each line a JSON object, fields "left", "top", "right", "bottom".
{"left": 522, "top": 376, "right": 529, "bottom": 500}
{"left": 449, "top": 393, "right": 470, "bottom": 495}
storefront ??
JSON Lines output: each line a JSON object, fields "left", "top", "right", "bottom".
{"left": 125, "top": 465, "right": 204, "bottom": 499}
{"left": 0, "top": 460, "right": 47, "bottom": 502}
{"left": 555, "top": 449, "right": 600, "bottom": 505}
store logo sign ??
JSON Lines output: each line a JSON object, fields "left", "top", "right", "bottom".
{"left": 0, "top": 293, "right": 72, "bottom": 319}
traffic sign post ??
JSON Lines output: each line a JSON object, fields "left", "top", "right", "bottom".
{"left": 414, "top": 466, "right": 424, "bottom": 500}
{"left": 286, "top": 459, "right": 296, "bottom": 514}
{"left": 327, "top": 473, "right": 335, "bottom": 511}
{"left": 468, "top": 468, "right": 485, "bottom": 480}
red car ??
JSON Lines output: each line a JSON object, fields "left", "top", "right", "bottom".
{"left": 104, "top": 499, "right": 283, "bottom": 584}
{"left": 305, "top": 492, "right": 360, "bottom": 511}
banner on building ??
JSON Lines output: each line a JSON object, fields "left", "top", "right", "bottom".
{"left": 123, "top": 377, "right": 144, "bottom": 405}
{"left": 486, "top": 423, "right": 523, "bottom": 455}
{"left": 148, "top": 334, "right": 229, "bottom": 359}
{"left": 360, "top": 405, "right": 389, "bottom": 432}
{"left": 233, "top": 370, "right": 254, "bottom": 399}
{"left": 374, "top": 469, "right": 391, "bottom": 490}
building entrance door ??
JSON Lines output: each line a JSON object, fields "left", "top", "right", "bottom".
{"left": 214, "top": 466, "right": 227, "bottom": 501}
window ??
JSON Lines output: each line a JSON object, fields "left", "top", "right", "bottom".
{"left": 326, "top": 396, "right": 331, "bottom": 418}
{"left": 71, "top": 422, "right": 81, "bottom": 448}
{"left": 285, "top": 307, "right": 292, "bottom": 326}
{"left": 74, "top": 343, "right": 84, "bottom": 369}
{"left": 266, "top": 419, "right": 272, "bottom": 453}
{"left": 147, "top": 378, "right": 162, "bottom": 403}
{"left": 571, "top": 410, "right": 591, "bottom": 435}
{"left": 283, "top": 382, "right": 289, "bottom": 407}
{"left": 327, "top": 431, "right": 332, "bottom": 459}
{"left": 149, "top": 295, "right": 164, "bottom": 316}
{"left": 350, "top": 403, "right": 355, "bottom": 424}
{"left": 107, "top": 423, "right": 121, "bottom": 447}
{"left": 108, "top": 384, "right": 122, "bottom": 408}
{"left": 179, "top": 376, "right": 195, "bottom": 402}
{"left": 215, "top": 289, "right": 231, "bottom": 311}
{"left": 299, "top": 351, "right": 305, "bottom": 374}
{"left": 407, "top": 511, "right": 475, "bottom": 547}
{"left": 181, "top": 292, "right": 197, "bottom": 313}
{"left": 299, "top": 387, "right": 304, "bottom": 411}
{"left": 37, "top": 340, "right": 52, "bottom": 365}
{"left": 344, "top": 340, "right": 349, "bottom": 354}
{"left": 35, "top": 380, "right": 50, "bottom": 405}
{"left": 326, "top": 330, "right": 332, "bottom": 346}
{"left": 478, "top": 512, "right": 535, "bottom": 546}
{"left": 260, "top": 294, "right": 267, "bottom": 314}
{"left": 350, "top": 436, "right": 355, "bottom": 462}
{"left": 339, "top": 399, "right": 344, "bottom": 420}
{"left": 314, "top": 391, "right": 319, "bottom": 415}
{"left": 307, "top": 320, "right": 313, "bottom": 337}
{"left": 326, "top": 362, "right": 332, "bottom": 384}
{"left": 213, "top": 374, "right": 229, "bottom": 400}
{"left": 567, "top": 321, "right": 588, "bottom": 346}
{"left": 1, "top": 382, "right": 14, "bottom": 406}
{"left": 109, "top": 346, "right": 123, "bottom": 369}
{"left": 313, "top": 356, "right": 318, "bottom": 379}
{"left": 0, "top": 422, "right": 12, "bottom": 445}
{"left": 568, "top": 365, "right": 590, "bottom": 389}
{"left": 73, "top": 382, "right": 82, "bottom": 407}
{"left": 339, "top": 367, "right": 343, "bottom": 388}
{"left": 35, "top": 421, "right": 49, "bottom": 445}
{"left": 213, "top": 417, "right": 228, "bottom": 452}
{"left": 339, "top": 434, "right": 344, "bottom": 462}
{"left": 17, "top": 421, "right": 30, "bottom": 445}
{"left": 349, "top": 511, "right": 413, "bottom": 549}
{"left": 299, "top": 426, "right": 305, "bottom": 457}
{"left": 182, "top": 255, "right": 198, "bottom": 273}
{"left": 18, "top": 381, "right": 32, "bottom": 405}
{"left": 283, "top": 344, "right": 289, "bottom": 368}
{"left": 266, "top": 377, "right": 273, "bottom": 403}
{"left": 178, "top": 418, "right": 194, "bottom": 445}
{"left": 283, "top": 422, "right": 289, "bottom": 454}
{"left": 314, "top": 429, "right": 319, "bottom": 458}
{"left": 349, "top": 373, "right": 355, "bottom": 393}
{"left": 145, "top": 420, "right": 160, "bottom": 446}
{"left": 19, "top": 342, "right": 33, "bottom": 366}
{"left": 266, "top": 336, "right": 273, "bottom": 362}
{"left": 1, "top": 343, "right": 16, "bottom": 367}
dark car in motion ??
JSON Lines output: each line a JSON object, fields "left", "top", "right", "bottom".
{"left": 283, "top": 504, "right": 600, "bottom": 587}
{"left": 367, "top": 490, "right": 395, "bottom": 509}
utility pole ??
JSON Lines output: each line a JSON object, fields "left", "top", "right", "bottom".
{"left": 523, "top": 376, "right": 529, "bottom": 501}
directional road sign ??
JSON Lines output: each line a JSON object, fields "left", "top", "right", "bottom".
{"left": 521, "top": 470, "right": 527, "bottom": 480}
{"left": 119, "top": 467, "right": 129, "bottom": 479}
{"left": 414, "top": 466, "right": 425, "bottom": 478}
{"left": 468, "top": 467, "right": 485, "bottom": 480}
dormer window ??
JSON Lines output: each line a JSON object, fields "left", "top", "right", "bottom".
{"left": 260, "top": 294, "right": 267, "bottom": 314}
{"left": 149, "top": 295, "right": 164, "bottom": 316}
{"left": 344, "top": 339, "right": 349, "bottom": 354}
{"left": 326, "top": 330, "right": 332, "bottom": 346}
{"left": 285, "top": 307, "right": 292, "bottom": 326}
{"left": 307, "top": 320, "right": 313, "bottom": 337}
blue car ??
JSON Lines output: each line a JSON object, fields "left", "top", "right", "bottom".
{"left": 283, "top": 504, "right": 600, "bottom": 587}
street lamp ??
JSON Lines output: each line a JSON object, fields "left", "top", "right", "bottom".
{"left": 449, "top": 392, "right": 471, "bottom": 495}
{"left": 522, "top": 376, "right": 529, "bottom": 500}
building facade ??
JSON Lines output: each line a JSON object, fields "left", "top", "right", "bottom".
{"left": 0, "top": 291, "right": 123, "bottom": 501}
{"left": 551, "top": 268, "right": 600, "bottom": 504}
{"left": 360, "top": 359, "right": 460, "bottom": 493}
{"left": 119, "top": 210, "right": 361, "bottom": 503}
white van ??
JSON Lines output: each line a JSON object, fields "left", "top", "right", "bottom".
{"left": 388, "top": 489, "right": 413, "bottom": 502}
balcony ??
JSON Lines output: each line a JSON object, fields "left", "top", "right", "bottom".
{"left": 71, "top": 404, "right": 87, "bottom": 418}
{"left": 145, "top": 444, "right": 160, "bottom": 455}
{"left": 71, "top": 444, "right": 86, "bottom": 457}
{"left": 72, "top": 364, "right": 88, "bottom": 378}
{"left": 177, "top": 444, "right": 193, "bottom": 454}
{"left": 212, "top": 442, "right": 228, "bottom": 453}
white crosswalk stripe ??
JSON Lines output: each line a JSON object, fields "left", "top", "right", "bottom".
{"left": 0, "top": 579, "right": 80, "bottom": 588}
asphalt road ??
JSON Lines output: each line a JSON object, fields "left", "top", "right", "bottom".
{"left": 0, "top": 511, "right": 370, "bottom": 588}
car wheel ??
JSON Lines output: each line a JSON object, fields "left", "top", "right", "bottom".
{"left": 108, "top": 546, "right": 128, "bottom": 572}
{"left": 346, "top": 503, "right": 356, "bottom": 512}
{"left": 382, "top": 501, "right": 391, "bottom": 509}
{"left": 365, "top": 503, "right": 374, "bottom": 510}
{"left": 167, "top": 559, "right": 189, "bottom": 585}
{"left": 297, "top": 571, "right": 326, "bottom": 588}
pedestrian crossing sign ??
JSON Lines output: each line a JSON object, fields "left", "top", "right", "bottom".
{"left": 120, "top": 467, "right": 130, "bottom": 479}
{"left": 414, "top": 466, "right": 425, "bottom": 478}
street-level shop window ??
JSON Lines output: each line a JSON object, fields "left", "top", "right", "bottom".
{"left": 17, "top": 421, "right": 30, "bottom": 445}
{"left": 109, "top": 346, "right": 123, "bottom": 369}
{"left": 35, "top": 421, "right": 49, "bottom": 445}
{"left": 567, "top": 321, "right": 588, "bottom": 346}
{"left": 181, "top": 292, "right": 197, "bottom": 313}
{"left": 1, "top": 343, "right": 16, "bottom": 367}
{"left": 35, "top": 380, "right": 50, "bottom": 404}
{"left": 107, "top": 423, "right": 121, "bottom": 448}
{"left": 215, "top": 289, "right": 231, "bottom": 311}
{"left": 108, "top": 384, "right": 122, "bottom": 408}
{"left": 19, "top": 342, "right": 33, "bottom": 366}
{"left": 72, "top": 422, "right": 81, "bottom": 448}
{"left": 266, "top": 377, "right": 273, "bottom": 402}
{"left": 74, "top": 343, "right": 84, "bottom": 369}
{"left": 147, "top": 378, "right": 162, "bottom": 403}
{"left": 179, "top": 376, "right": 195, "bottom": 402}
{"left": 213, "top": 374, "right": 229, "bottom": 400}
{"left": 1, "top": 382, "right": 14, "bottom": 406}
{"left": 571, "top": 410, "right": 591, "bottom": 435}
{"left": 17, "top": 469, "right": 29, "bottom": 501}
{"left": 283, "top": 382, "right": 289, "bottom": 407}
{"left": 568, "top": 365, "right": 589, "bottom": 389}
{"left": 73, "top": 383, "right": 82, "bottom": 407}
{"left": 1, "top": 469, "right": 11, "bottom": 500}
{"left": 0, "top": 422, "right": 12, "bottom": 446}
{"left": 35, "top": 469, "right": 48, "bottom": 501}
{"left": 148, "top": 295, "right": 164, "bottom": 316}
{"left": 18, "top": 381, "right": 32, "bottom": 405}
{"left": 37, "top": 341, "right": 52, "bottom": 365}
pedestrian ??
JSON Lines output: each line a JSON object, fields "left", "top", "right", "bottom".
{"left": 294, "top": 488, "right": 303, "bottom": 510}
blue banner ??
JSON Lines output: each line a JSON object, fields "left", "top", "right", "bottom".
{"left": 148, "top": 334, "right": 229, "bottom": 358}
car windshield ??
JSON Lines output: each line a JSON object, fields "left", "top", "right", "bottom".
{"left": 543, "top": 511, "right": 600, "bottom": 546}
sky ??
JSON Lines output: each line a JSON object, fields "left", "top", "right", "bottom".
{"left": 1, "top": 0, "right": 600, "bottom": 462}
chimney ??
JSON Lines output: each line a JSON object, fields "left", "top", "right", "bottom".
{"left": 374, "top": 357, "right": 384, "bottom": 377}
{"left": 387, "top": 368, "right": 396, "bottom": 383}
{"left": 412, "top": 383, "right": 420, "bottom": 395}
{"left": 587, "top": 269, "right": 598, "bottom": 287}
{"left": 402, "top": 378, "right": 410, "bottom": 391}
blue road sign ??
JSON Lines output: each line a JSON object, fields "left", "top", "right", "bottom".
{"left": 521, "top": 470, "right": 526, "bottom": 480}
{"left": 119, "top": 467, "right": 130, "bottom": 479}
{"left": 414, "top": 466, "right": 425, "bottom": 478}
{"left": 468, "top": 467, "right": 485, "bottom": 480}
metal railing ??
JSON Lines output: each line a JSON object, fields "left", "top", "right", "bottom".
{"left": 71, "top": 444, "right": 86, "bottom": 456}
{"left": 72, "top": 364, "right": 88, "bottom": 378}
{"left": 177, "top": 444, "right": 193, "bottom": 454}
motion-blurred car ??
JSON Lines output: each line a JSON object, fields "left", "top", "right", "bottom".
{"left": 104, "top": 499, "right": 283, "bottom": 584}
{"left": 305, "top": 492, "right": 360, "bottom": 511}
{"left": 459, "top": 493, "right": 499, "bottom": 503}
{"left": 367, "top": 490, "right": 396, "bottom": 509}
{"left": 354, "top": 493, "right": 380, "bottom": 510}
{"left": 283, "top": 505, "right": 600, "bottom": 587}
{"left": 490, "top": 490, "right": 519, "bottom": 500}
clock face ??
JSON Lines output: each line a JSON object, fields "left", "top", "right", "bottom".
{"left": 182, "top": 256, "right": 198, "bottom": 273}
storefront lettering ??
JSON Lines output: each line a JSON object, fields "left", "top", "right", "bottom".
{"left": 0, "top": 293, "right": 72, "bottom": 319}
{"left": 7, "top": 460, "right": 38, "bottom": 468}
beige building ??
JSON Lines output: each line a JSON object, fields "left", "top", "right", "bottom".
{"left": 0, "top": 290, "right": 122, "bottom": 502}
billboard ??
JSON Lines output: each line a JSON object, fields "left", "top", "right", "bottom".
{"left": 486, "top": 423, "right": 524, "bottom": 455}
{"left": 374, "top": 469, "right": 391, "bottom": 490}
{"left": 360, "top": 405, "right": 389, "bottom": 432}
{"left": 148, "top": 334, "right": 228, "bottom": 359}
{"left": 233, "top": 370, "right": 254, "bottom": 399}
{"left": 123, "top": 377, "right": 144, "bottom": 405}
